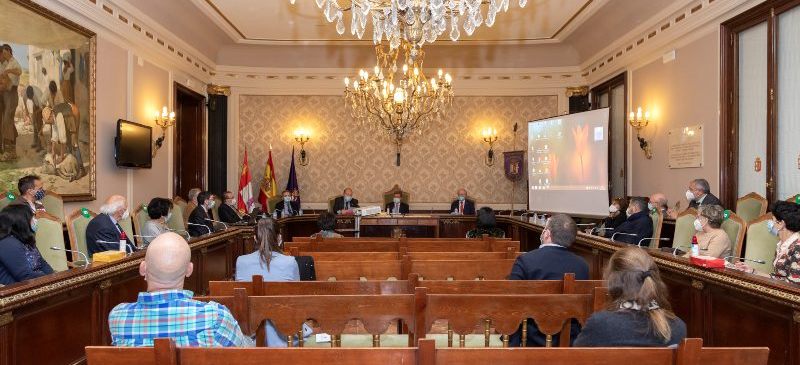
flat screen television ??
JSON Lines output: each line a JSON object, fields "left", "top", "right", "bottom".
{"left": 115, "top": 119, "right": 152, "bottom": 168}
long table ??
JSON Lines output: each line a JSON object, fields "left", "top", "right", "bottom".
{"left": 2, "top": 214, "right": 800, "bottom": 365}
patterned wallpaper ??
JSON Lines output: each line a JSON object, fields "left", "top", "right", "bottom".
{"left": 238, "top": 95, "right": 558, "bottom": 207}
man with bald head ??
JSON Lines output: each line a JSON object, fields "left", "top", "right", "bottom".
{"left": 331, "top": 187, "right": 359, "bottom": 214}
{"left": 86, "top": 194, "right": 135, "bottom": 257}
{"left": 450, "top": 188, "right": 476, "bottom": 215}
{"left": 648, "top": 193, "right": 669, "bottom": 217}
{"left": 108, "top": 233, "right": 252, "bottom": 347}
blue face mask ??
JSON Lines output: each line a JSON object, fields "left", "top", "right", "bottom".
{"left": 284, "top": 196, "right": 292, "bottom": 202}
{"left": 31, "top": 218, "right": 38, "bottom": 232}
{"left": 767, "top": 220, "right": 781, "bottom": 236}
{"left": 34, "top": 189, "right": 45, "bottom": 201}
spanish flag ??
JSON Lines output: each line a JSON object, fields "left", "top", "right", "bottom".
{"left": 237, "top": 149, "right": 253, "bottom": 214}
{"left": 258, "top": 147, "right": 278, "bottom": 211}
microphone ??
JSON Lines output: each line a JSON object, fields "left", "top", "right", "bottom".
{"left": 610, "top": 232, "right": 638, "bottom": 243}
{"left": 132, "top": 235, "right": 158, "bottom": 249}
{"left": 637, "top": 237, "right": 670, "bottom": 248}
{"left": 591, "top": 227, "right": 614, "bottom": 234}
{"left": 167, "top": 228, "right": 191, "bottom": 239}
{"left": 51, "top": 246, "right": 90, "bottom": 268}
{"left": 576, "top": 223, "right": 596, "bottom": 227}
{"left": 205, "top": 218, "right": 229, "bottom": 230}
{"left": 187, "top": 222, "right": 212, "bottom": 235}
{"left": 724, "top": 256, "right": 767, "bottom": 265}
{"left": 96, "top": 240, "right": 134, "bottom": 255}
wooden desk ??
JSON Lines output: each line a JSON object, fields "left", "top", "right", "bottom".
{"left": 359, "top": 215, "right": 440, "bottom": 237}
{"left": 279, "top": 214, "right": 476, "bottom": 240}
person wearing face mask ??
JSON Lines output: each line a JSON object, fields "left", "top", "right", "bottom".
{"left": 187, "top": 191, "right": 217, "bottom": 237}
{"left": 509, "top": 214, "right": 589, "bottom": 346}
{"left": 648, "top": 193, "right": 669, "bottom": 217}
{"left": 385, "top": 191, "right": 409, "bottom": 214}
{"left": 685, "top": 179, "right": 722, "bottom": 210}
{"left": 734, "top": 201, "right": 800, "bottom": 283}
{"left": 274, "top": 190, "right": 301, "bottom": 218}
{"left": 449, "top": 188, "right": 476, "bottom": 215}
{"left": 0, "top": 204, "right": 53, "bottom": 285}
{"left": 12, "top": 175, "right": 47, "bottom": 214}
{"left": 331, "top": 187, "right": 359, "bottom": 214}
{"left": 142, "top": 197, "right": 174, "bottom": 247}
{"left": 686, "top": 205, "right": 731, "bottom": 259}
{"left": 218, "top": 191, "right": 244, "bottom": 224}
{"left": 611, "top": 197, "right": 653, "bottom": 245}
{"left": 600, "top": 198, "right": 628, "bottom": 237}
{"left": 86, "top": 194, "right": 136, "bottom": 257}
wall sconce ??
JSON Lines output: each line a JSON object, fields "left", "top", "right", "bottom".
{"left": 294, "top": 129, "right": 310, "bottom": 166}
{"left": 628, "top": 107, "right": 653, "bottom": 159}
{"left": 482, "top": 128, "right": 498, "bottom": 166}
{"left": 153, "top": 106, "right": 175, "bottom": 157}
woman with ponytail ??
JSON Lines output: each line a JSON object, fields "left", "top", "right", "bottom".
{"left": 574, "top": 246, "right": 686, "bottom": 347}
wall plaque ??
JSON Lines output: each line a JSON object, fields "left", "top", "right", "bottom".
{"left": 668, "top": 125, "right": 703, "bottom": 169}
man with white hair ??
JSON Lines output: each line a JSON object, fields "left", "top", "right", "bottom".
{"left": 108, "top": 233, "right": 252, "bottom": 347}
{"left": 86, "top": 195, "right": 135, "bottom": 257}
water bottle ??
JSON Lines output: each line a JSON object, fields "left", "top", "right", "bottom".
{"left": 119, "top": 231, "right": 127, "bottom": 252}
{"left": 691, "top": 235, "right": 700, "bottom": 256}
{"left": 299, "top": 209, "right": 304, "bottom": 216}
{"left": 272, "top": 210, "right": 277, "bottom": 219}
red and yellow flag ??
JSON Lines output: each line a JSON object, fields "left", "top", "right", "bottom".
{"left": 237, "top": 149, "right": 253, "bottom": 214}
{"left": 258, "top": 148, "right": 278, "bottom": 210}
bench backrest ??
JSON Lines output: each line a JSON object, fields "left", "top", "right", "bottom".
{"left": 286, "top": 250, "right": 517, "bottom": 261}
{"left": 315, "top": 260, "right": 402, "bottom": 280}
{"left": 405, "top": 258, "right": 516, "bottom": 280}
{"left": 286, "top": 240, "right": 519, "bottom": 253}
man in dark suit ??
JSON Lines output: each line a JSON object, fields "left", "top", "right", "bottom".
{"left": 86, "top": 195, "right": 135, "bottom": 257}
{"left": 12, "top": 174, "right": 46, "bottom": 213}
{"left": 187, "top": 191, "right": 216, "bottom": 237}
{"left": 449, "top": 188, "right": 475, "bottom": 215}
{"left": 612, "top": 197, "right": 654, "bottom": 245}
{"left": 274, "top": 189, "right": 300, "bottom": 218}
{"left": 385, "top": 191, "right": 409, "bottom": 214}
{"left": 331, "top": 187, "right": 359, "bottom": 214}
{"left": 509, "top": 214, "right": 589, "bottom": 346}
{"left": 218, "top": 191, "right": 243, "bottom": 224}
{"left": 686, "top": 178, "right": 723, "bottom": 209}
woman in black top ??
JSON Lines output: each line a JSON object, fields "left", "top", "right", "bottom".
{"left": 574, "top": 246, "right": 686, "bottom": 347}
{"left": 466, "top": 207, "right": 505, "bottom": 238}
{"left": 0, "top": 204, "right": 53, "bottom": 285}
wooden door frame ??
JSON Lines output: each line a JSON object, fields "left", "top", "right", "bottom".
{"left": 173, "top": 82, "right": 207, "bottom": 197}
{"left": 591, "top": 72, "right": 628, "bottom": 201}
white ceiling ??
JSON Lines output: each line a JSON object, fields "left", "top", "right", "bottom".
{"left": 197, "top": 0, "right": 602, "bottom": 45}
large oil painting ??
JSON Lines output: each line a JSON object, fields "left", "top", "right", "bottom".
{"left": 0, "top": 0, "right": 95, "bottom": 201}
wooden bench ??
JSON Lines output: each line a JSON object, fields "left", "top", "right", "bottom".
{"left": 85, "top": 338, "right": 769, "bottom": 365}
{"left": 287, "top": 249, "right": 518, "bottom": 261}
{"left": 291, "top": 236, "right": 511, "bottom": 242}
{"left": 285, "top": 239, "right": 519, "bottom": 253}
{"left": 402, "top": 258, "right": 517, "bottom": 280}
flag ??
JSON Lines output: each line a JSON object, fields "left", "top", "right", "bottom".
{"left": 237, "top": 149, "right": 254, "bottom": 214}
{"left": 258, "top": 148, "right": 278, "bottom": 210}
{"left": 286, "top": 146, "right": 300, "bottom": 205}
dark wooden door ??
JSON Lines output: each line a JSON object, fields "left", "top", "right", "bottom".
{"left": 173, "top": 83, "right": 206, "bottom": 199}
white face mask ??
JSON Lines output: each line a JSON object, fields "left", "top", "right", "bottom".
{"left": 693, "top": 218, "right": 704, "bottom": 232}
{"left": 227, "top": 199, "right": 236, "bottom": 206}
{"left": 207, "top": 200, "right": 216, "bottom": 209}
{"left": 165, "top": 211, "right": 172, "bottom": 222}
{"left": 685, "top": 190, "right": 696, "bottom": 201}
{"left": 647, "top": 203, "right": 655, "bottom": 211}
{"left": 626, "top": 208, "right": 633, "bottom": 217}
{"left": 609, "top": 205, "right": 619, "bottom": 213}
{"left": 121, "top": 209, "right": 130, "bottom": 220}
{"left": 393, "top": 197, "right": 401, "bottom": 204}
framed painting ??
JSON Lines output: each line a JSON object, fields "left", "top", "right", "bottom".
{"left": 0, "top": 0, "right": 95, "bottom": 201}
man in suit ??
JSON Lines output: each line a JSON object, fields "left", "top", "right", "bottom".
{"left": 509, "top": 214, "right": 589, "bottom": 346}
{"left": 274, "top": 190, "right": 300, "bottom": 218}
{"left": 218, "top": 191, "right": 243, "bottom": 224}
{"left": 449, "top": 188, "right": 475, "bottom": 215}
{"left": 86, "top": 195, "right": 135, "bottom": 257}
{"left": 12, "top": 175, "right": 46, "bottom": 214}
{"left": 612, "top": 197, "right": 654, "bottom": 245}
{"left": 385, "top": 191, "right": 409, "bottom": 214}
{"left": 331, "top": 187, "right": 359, "bottom": 214}
{"left": 187, "top": 191, "right": 216, "bottom": 237}
{"left": 686, "top": 178, "right": 722, "bottom": 209}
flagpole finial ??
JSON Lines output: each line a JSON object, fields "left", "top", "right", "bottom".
{"left": 269, "top": 144, "right": 273, "bottom": 150}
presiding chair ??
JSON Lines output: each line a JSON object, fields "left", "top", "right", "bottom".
{"left": 383, "top": 184, "right": 411, "bottom": 207}
{"left": 132, "top": 204, "right": 150, "bottom": 247}
{"left": 35, "top": 212, "right": 68, "bottom": 271}
{"left": 736, "top": 192, "right": 768, "bottom": 224}
{"left": 743, "top": 214, "right": 779, "bottom": 274}
{"left": 66, "top": 208, "right": 97, "bottom": 265}
{"left": 671, "top": 208, "right": 698, "bottom": 252}
{"left": 41, "top": 190, "right": 65, "bottom": 221}
{"left": 721, "top": 211, "right": 747, "bottom": 259}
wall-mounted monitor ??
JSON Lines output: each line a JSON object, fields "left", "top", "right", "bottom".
{"left": 114, "top": 119, "right": 152, "bottom": 168}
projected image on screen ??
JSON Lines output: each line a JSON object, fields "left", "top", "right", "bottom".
{"left": 528, "top": 108, "right": 610, "bottom": 216}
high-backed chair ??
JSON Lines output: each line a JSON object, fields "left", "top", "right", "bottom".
{"left": 268, "top": 196, "right": 282, "bottom": 213}
{"left": 41, "top": 190, "right": 65, "bottom": 221}
{"left": 118, "top": 215, "right": 135, "bottom": 243}
{"left": 787, "top": 195, "right": 800, "bottom": 204}
{"left": 66, "top": 208, "right": 96, "bottom": 264}
{"left": 721, "top": 211, "right": 747, "bottom": 259}
{"left": 647, "top": 208, "right": 664, "bottom": 248}
{"left": 672, "top": 208, "right": 698, "bottom": 251}
{"left": 0, "top": 191, "right": 15, "bottom": 211}
{"left": 173, "top": 196, "right": 188, "bottom": 227}
{"left": 35, "top": 212, "right": 68, "bottom": 271}
{"left": 736, "top": 192, "right": 768, "bottom": 224}
{"left": 329, "top": 195, "right": 341, "bottom": 213}
{"left": 383, "top": 184, "right": 410, "bottom": 207}
{"left": 744, "top": 214, "right": 778, "bottom": 274}
{"left": 132, "top": 204, "right": 150, "bottom": 247}
{"left": 211, "top": 196, "right": 222, "bottom": 221}
{"left": 167, "top": 202, "right": 186, "bottom": 233}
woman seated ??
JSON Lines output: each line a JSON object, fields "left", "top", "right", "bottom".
{"left": 734, "top": 201, "right": 800, "bottom": 283}
{"left": 690, "top": 205, "right": 732, "bottom": 258}
{"left": 466, "top": 207, "right": 506, "bottom": 238}
{"left": 142, "top": 197, "right": 173, "bottom": 246}
{"left": 0, "top": 205, "right": 54, "bottom": 285}
{"left": 574, "top": 246, "right": 686, "bottom": 347}
{"left": 235, "top": 218, "right": 311, "bottom": 346}
{"left": 599, "top": 197, "right": 628, "bottom": 237}
{"left": 311, "top": 212, "right": 343, "bottom": 238}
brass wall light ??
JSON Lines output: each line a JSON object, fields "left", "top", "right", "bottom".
{"left": 482, "top": 128, "right": 498, "bottom": 166}
{"left": 294, "top": 129, "right": 310, "bottom": 166}
{"left": 628, "top": 107, "right": 652, "bottom": 159}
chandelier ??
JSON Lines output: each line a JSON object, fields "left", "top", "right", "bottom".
{"left": 290, "top": 0, "right": 529, "bottom": 49}
{"left": 344, "top": 40, "right": 453, "bottom": 165}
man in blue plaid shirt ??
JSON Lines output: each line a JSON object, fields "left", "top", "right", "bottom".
{"left": 109, "top": 232, "right": 253, "bottom": 347}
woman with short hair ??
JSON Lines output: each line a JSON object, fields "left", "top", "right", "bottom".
{"left": 691, "top": 204, "right": 732, "bottom": 258}
{"left": 574, "top": 246, "right": 686, "bottom": 347}
{"left": 734, "top": 201, "right": 800, "bottom": 283}
{"left": 142, "top": 197, "right": 174, "bottom": 246}
{"left": 466, "top": 207, "right": 505, "bottom": 238}
{"left": 0, "top": 204, "right": 54, "bottom": 285}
